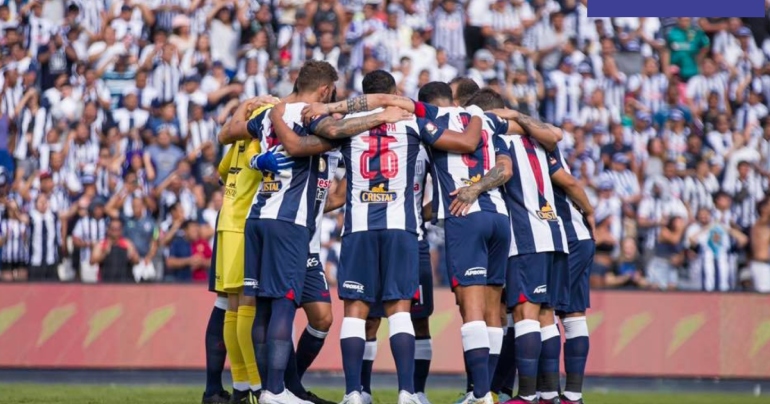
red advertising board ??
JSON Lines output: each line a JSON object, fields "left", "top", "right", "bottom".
{"left": 0, "top": 284, "right": 769, "bottom": 378}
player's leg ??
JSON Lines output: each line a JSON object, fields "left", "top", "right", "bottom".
{"left": 243, "top": 219, "right": 269, "bottom": 401}
{"left": 337, "top": 231, "right": 377, "bottom": 403}
{"left": 445, "top": 215, "right": 492, "bottom": 402}
{"left": 217, "top": 231, "right": 252, "bottom": 402}
{"left": 491, "top": 310, "right": 516, "bottom": 400}
{"left": 412, "top": 239, "right": 434, "bottom": 402}
{"left": 291, "top": 255, "right": 335, "bottom": 404}
{"left": 257, "top": 221, "right": 309, "bottom": 401}
{"left": 362, "top": 316, "right": 381, "bottom": 398}
{"left": 202, "top": 227, "right": 231, "bottom": 404}
{"left": 559, "top": 240, "right": 595, "bottom": 404}
{"left": 484, "top": 214, "right": 510, "bottom": 397}
{"left": 507, "top": 253, "right": 549, "bottom": 403}
{"left": 537, "top": 252, "right": 569, "bottom": 403}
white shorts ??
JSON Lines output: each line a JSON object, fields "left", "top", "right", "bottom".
{"left": 750, "top": 261, "right": 770, "bottom": 293}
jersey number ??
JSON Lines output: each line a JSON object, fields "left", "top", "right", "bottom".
{"left": 462, "top": 129, "right": 491, "bottom": 170}
{"left": 360, "top": 133, "right": 399, "bottom": 180}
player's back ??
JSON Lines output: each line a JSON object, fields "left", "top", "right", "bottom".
{"left": 248, "top": 102, "right": 321, "bottom": 230}
{"left": 547, "top": 147, "right": 592, "bottom": 242}
{"left": 418, "top": 104, "right": 507, "bottom": 220}
{"left": 340, "top": 109, "right": 422, "bottom": 235}
{"left": 495, "top": 134, "right": 567, "bottom": 256}
{"left": 217, "top": 106, "right": 269, "bottom": 233}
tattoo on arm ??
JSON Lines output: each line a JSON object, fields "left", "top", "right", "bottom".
{"left": 515, "top": 114, "right": 551, "bottom": 131}
{"left": 471, "top": 164, "right": 508, "bottom": 193}
{"left": 346, "top": 96, "right": 368, "bottom": 113}
{"left": 299, "top": 135, "right": 331, "bottom": 149}
{"left": 314, "top": 115, "right": 382, "bottom": 139}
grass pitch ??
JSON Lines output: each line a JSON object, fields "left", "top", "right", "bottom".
{"left": 1, "top": 384, "right": 767, "bottom": 404}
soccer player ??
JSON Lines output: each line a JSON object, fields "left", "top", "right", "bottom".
{"left": 306, "top": 70, "right": 483, "bottom": 404}
{"left": 203, "top": 95, "right": 278, "bottom": 404}
{"left": 750, "top": 197, "right": 770, "bottom": 292}
{"left": 546, "top": 147, "right": 596, "bottom": 404}
{"left": 451, "top": 89, "right": 565, "bottom": 404}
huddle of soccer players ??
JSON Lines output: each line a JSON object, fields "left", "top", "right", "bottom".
{"left": 202, "top": 59, "right": 596, "bottom": 404}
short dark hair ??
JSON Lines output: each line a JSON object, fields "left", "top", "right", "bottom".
{"left": 418, "top": 81, "right": 453, "bottom": 104}
{"left": 758, "top": 196, "right": 770, "bottom": 215}
{"left": 296, "top": 60, "right": 339, "bottom": 94}
{"left": 465, "top": 88, "right": 505, "bottom": 111}
{"left": 450, "top": 77, "right": 480, "bottom": 106}
{"left": 362, "top": 70, "right": 396, "bottom": 95}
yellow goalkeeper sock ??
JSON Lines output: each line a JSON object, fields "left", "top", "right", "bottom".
{"left": 224, "top": 310, "right": 249, "bottom": 391}
{"left": 237, "top": 305, "right": 261, "bottom": 390}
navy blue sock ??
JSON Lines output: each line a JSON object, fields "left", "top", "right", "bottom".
{"left": 265, "top": 298, "right": 297, "bottom": 394}
{"left": 295, "top": 326, "right": 327, "bottom": 380}
{"left": 284, "top": 345, "right": 306, "bottom": 396}
{"left": 388, "top": 315, "right": 416, "bottom": 394}
{"left": 461, "top": 321, "right": 490, "bottom": 398}
{"left": 464, "top": 355, "right": 474, "bottom": 393}
{"left": 204, "top": 306, "right": 227, "bottom": 396}
{"left": 487, "top": 327, "right": 503, "bottom": 394}
{"left": 341, "top": 317, "right": 366, "bottom": 394}
{"left": 514, "top": 320, "right": 541, "bottom": 398}
{"left": 538, "top": 325, "right": 561, "bottom": 398}
{"left": 361, "top": 339, "right": 376, "bottom": 394}
{"left": 491, "top": 327, "right": 516, "bottom": 393}
{"left": 564, "top": 334, "right": 589, "bottom": 395}
{"left": 252, "top": 298, "right": 271, "bottom": 383}
{"left": 413, "top": 337, "right": 431, "bottom": 393}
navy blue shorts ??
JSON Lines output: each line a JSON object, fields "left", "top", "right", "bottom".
{"left": 338, "top": 229, "right": 419, "bottom": 304}
{"left": 445, "top": 212, "right": 510, "bottom": 288}
{"left": 301, "top": 253, "right": 332, "bottom": 304}
{"left": 243, "top": 219, "right": 310, "bottom": 304}
{"left": 506, "top": 252, "right": 562, "bottom": 308}
{"left": 370, "top": 239, "right": 432, "bottom": 319}
{"left": 208, "top": 212, "right": 219, "bottom": 293}
{"left": 557, "top": 239, "right": 595, "bottom": 315}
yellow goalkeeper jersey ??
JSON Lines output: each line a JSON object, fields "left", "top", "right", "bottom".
{"left": 216, "top": 104, "right": 273, "bottom": 233}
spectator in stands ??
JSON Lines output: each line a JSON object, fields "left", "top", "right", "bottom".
{"left": 91, "top": 218, "right": 139, "bottom": 283}
{"left": 27, "top": 193, "right": 61, "bottom": 281}
{"left": 165, "top": 220, "right": 207, "bottom": 283}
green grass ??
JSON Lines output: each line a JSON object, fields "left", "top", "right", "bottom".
{"left": 0, "top": 384, "right": 766, "bottom": 404}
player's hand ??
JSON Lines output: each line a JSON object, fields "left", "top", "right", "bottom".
{"left": 301, "top": 102, "right": 329, "bottom": 123}
{"left": 250, "top": 146, "right": 295, "bottom": 174}
{"left": 379, "top": 106, "right": 413, "bottom": 124}
{"left": 269, "top": 101, "right": 287, "bottom": 122}
{"left": 449, "top": 186, "right": 480, "bottom": 217}
{"left": 586, "top": 213, "right": 596, "bottom": 235}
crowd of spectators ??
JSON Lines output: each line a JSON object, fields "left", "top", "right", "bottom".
{"left": 0, "top": 0, "right": 769, "bottom": 293}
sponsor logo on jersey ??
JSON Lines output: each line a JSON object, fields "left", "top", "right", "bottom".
{"left": 306, "top": 256, "right": 320, "bottom": 268}
{"left": 261, "top": 173, "right": 282, "bottom": 193}
{"left": 316, "top": 178, "right": 331, "bottom": 201}
{"left": 244, "top": 278, "right": 259, "bottom": 289}
{"left": 464, "top": 267, "right": 487, "bottom": 277}
{"left": 360, "top": 183, "right": 397, "bottom": 203}
{"left": 424, "top": 122, "right": 439, "bottom": 138}
{"left": 462, "top": 174, "right": 482, "bottom": 186}
{"left": 533, "top": 284, "right": 547, "bottom": 294}
{"left": 238, "top": 143, "right": 246, "bottom": 152}
{"left": 342, "top": 280, "right": 365, "bottom": 293}
{"left": 228, "top": 167, "right": 242, "bottom": 175}
{"left": 537, "top": 201, "right": 558, "bottom": 221}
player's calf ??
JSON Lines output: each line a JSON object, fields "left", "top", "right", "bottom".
{"left": 537, "top": 309, "right": 561, "bottom": 402}
{"left": 560, "top": 313, "right": 589, "bottom": 403}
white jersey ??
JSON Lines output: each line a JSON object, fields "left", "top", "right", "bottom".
{"left": 414, "top": 102, "right": 507, "bottom": 220}
{"left": 335, "top": 109, "right": 442, "bottom": 235}
{"left": 246, "top": 102, "right": 322, "bottom": 230}
{"left": 494, "top": 134, "right": 568, "bottom": 256}
{"left": 309, "top": 150, "right": 342, "bottom": 254}
{"left": 547, "top": 147, "right": 593, "bottom": 242}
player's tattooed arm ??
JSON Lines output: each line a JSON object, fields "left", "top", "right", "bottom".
{"left": 270, "top": 103, "right": 334, "bottom": 157}
{"left": 219, "top": 96, "right": 278, "bottom": 144}
{"left": 489, "top": 108, "right": 562, "bottom": 151}
{"left": 313, "top": 107, "right": 414, "bottom": 139}
{"left": 448, "top": 154, "right": 513, "bottom": 216}
{"left": 550, "top": 167, "right": 595, "bottom": 232}
{"left": 302, "top": 94, "right": 416, "bottom": 119}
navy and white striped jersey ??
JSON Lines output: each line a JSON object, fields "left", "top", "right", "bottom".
{"left": 684, "top": 223, "right": 738, "bottom": 292}
{"left": 112, "top": 107, "right": 150, "bottom": 134}
{"left": 414, "top": 103, "right": 507, "bottom": 220}
{"left": 431, "top": 8, "right": 466, "bottom": 60}
{"left": 1, "top": 217, "right": 28, "bottom": 265}
{"left": 627, "top": 73, "right": 668, "bottom": 113}
{"left": 547, "top": 147, "right": 593, "bottom": 242}
{"left": 310, "top": 150, "right": 343, "bottom": 254}
{"left": 414, "top": 146, "right": 431, "bottom": 241}
{"left": 72, "top": 216, "right": 108, "bottom": 265}
{"left": 28, "top": 209, "right": 60, "bottom": 266}
{"left": 331, "top": 110, "right": 446, "bottom": 236}
{"left": 494, "top": 135, "right": 568, "bottom": 256}
{"left": 247, "top": 103, "right": 322, "bottom": 230}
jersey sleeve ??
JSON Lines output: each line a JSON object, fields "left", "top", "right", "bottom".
{"left": 413, "top": 101, "right": 440, "bottom": 120}
{"left": 486, "top": 112, "right": 509, "bottom": 135}
{"left": 416, "top": 118, "right": 446, "bottom": 145}
{"left": 493, "top": 135, "right": 510, "bottom": 157}
{"left": 307, "top": 114, "right": 331, "bottom": 134}
{"left": 547, "top": 148, "right": 565, "bottom": 176}
{"left": 246, "top": 108, "right": 272, "bottom": 140}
